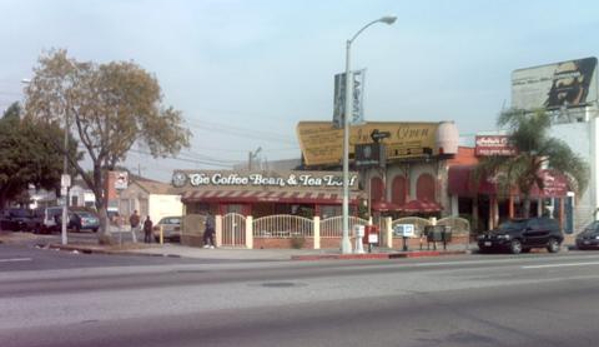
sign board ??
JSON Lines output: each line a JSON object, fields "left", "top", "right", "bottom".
{"left": 114, "top": 171, "right": 128, "bottom": 191}
{"left": 475, "top": 135, "right": 517, "bottom": 156}
{"left": 333, "top": 69, "right": 366, "bottom": 128}
{"left": 394, "top": 224, "right": 415, "bottom": 237}
{"left": 296, "top": 121, "right": 439, "bottom": 166}
{"left": 355, "top": 143, "right": 386, "bottom": 168}
{"left": 368, "top": 231, "right": 379, "bottom": 244}
{"left": 172, "top": 170, "right": 359, "bottom": 189}
{"left": 511, "top": 57, "right": 598, "bottom": 110}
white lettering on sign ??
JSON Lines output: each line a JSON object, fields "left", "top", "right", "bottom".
{"left": 184, "top": 172, "right": 358, "bottom": 188}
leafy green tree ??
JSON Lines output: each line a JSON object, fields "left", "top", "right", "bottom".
{"left": 477, "top": 108, "right": 589, "bottom": 218}
{"left": 0, "top": 102, "right": 76, "bottom": 208}
{"left": 23, "top": 49, "right": 191, "bottom": 243}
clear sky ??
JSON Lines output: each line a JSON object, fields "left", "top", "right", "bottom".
{"left": 1, "top": 0, "right": 598, "bottom": 182}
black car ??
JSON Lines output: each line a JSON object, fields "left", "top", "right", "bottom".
{"left": 477, "top": 217, "right": 563, "bottom": 254}
{"left": 0, "top": 208, "right": 36, "bottom": 231}
{"left": 575, "top": 221, "right": 599, "bottom": 250}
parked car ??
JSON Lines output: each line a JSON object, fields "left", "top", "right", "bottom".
{"left": 55, "top": 209, "right": 100, "bottom": 233}
{"left": 575, "top": 221, "right": 599, "bottom": 250}
{"left": 0, "top": 208, "right": 36, "bottom": 231}
{"left": 33, "top": 206, "right": 64, "bottom": 234}
{"left": 152, "top": 216, "right": 182, "bottom": 242}
{"left": 477, "top": 217, "right": 563, "bottom": 254}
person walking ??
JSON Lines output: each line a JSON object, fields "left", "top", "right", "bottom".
{"left": 129, "top": 210, "right": 140, "bottom": 242}
{"left": 203, "top": 211, "right": 215, "bottom": 249}
{"left": 143, "top": 216, "right": 153, "bottom": 243}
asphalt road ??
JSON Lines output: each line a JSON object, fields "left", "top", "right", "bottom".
{"left": 2, "top": 245, "right": 599, "bottom": 347}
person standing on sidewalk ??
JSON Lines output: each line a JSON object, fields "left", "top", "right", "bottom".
{"left": 143, "top": 216, "right": 153, "bottom": 243}
{"left": 203, "top": 211, "right": 215, "bottom": 249}
{"left": 129, "top": 210, "right": 140, "bottom": 242}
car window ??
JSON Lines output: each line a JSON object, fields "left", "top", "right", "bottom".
{"left": 527, "top": 219, "right": 541, "bottom": 230}
{"left": 499, "top": 220, "right": 526, "bottom": 230}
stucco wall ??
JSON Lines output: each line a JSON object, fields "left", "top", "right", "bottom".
{"left": 148, "top": 194, "right": 183, "bottom": 222}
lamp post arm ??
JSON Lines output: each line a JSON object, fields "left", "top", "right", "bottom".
{"left": 349, "top": 19, "right": 385, "bottom": 44}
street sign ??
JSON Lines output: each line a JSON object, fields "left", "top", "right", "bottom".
{"left": 370, "top": 129, "right": 391, "bottom": 143}
{"left": 115, "top": 171, "right": 128, "bottom": 190}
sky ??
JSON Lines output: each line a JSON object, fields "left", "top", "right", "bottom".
{"left": 1, "top": 0, "right": 598, "bottom": 182}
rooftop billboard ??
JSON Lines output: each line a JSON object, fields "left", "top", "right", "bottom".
{"left": 511, "top": 57, "right": 597, "bottom": 110}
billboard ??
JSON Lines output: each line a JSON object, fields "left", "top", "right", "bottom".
{"left": 296, "top": 121, "right": 439, "bottom": 166}
{"left": 511, "top": 57, "right": 598, "bottom": 110}
{"left": 475, "top": 135, "right": 517, "bottom": 156}
{"left": 333, "top": 69, "right": 366, "bottom": 128}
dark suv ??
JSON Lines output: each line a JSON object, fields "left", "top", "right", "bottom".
{"left": 477, "top": 217, "right": 563, "bottom": 254}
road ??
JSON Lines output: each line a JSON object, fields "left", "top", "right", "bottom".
{"left": 1, "top": 244, "right": 599, "bottom": 347}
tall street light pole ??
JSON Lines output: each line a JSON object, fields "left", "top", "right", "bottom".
{"left": 341, "top": 15, "right": 397, "bottom": 254}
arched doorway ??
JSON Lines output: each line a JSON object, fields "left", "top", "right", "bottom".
{"left": 416, "top": 173, "right": 435, "bottom": 201}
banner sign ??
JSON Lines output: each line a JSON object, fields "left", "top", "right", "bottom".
{"left": 512, "top": 57, "right": 597, "bottom": 110}
{"left": 297, "top": 121, "right": 439, "bottom": 166}
{"left": 172, "top": 170, "right": 359, "bottom": 189}
{"left": 333, "top": 69, "right": 366, "bottom": 128}
{"left": 475, "top": 135, "right": 517, "bottom": 156}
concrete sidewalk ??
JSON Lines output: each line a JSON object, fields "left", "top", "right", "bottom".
{"left": 47, "top": 241, "right": 474, "bottom": 261}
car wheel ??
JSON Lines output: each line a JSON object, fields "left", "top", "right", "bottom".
{"left": 547, "top": 238, "right": 560, "bottom": 253}
{"left": 521, "top": 248, "right": 531, "bottom": 253}
{"left": 510, "top": 239, "right": 522, "bottom": 254}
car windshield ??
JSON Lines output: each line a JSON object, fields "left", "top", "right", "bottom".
{"left": 159, "top": 217, "right": 181, "bottom": 225}
{"left": 76, "top": 212, "right": 95, "bottom": 218}
{"left": 498, "top": 220, "right": 527, "bottom": 231}
{"left": 582, "top": 222, "right": 599, "bottom": 234}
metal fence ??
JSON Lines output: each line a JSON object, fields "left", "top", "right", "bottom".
{"left": 253, "top": 214, "right": 313, "bottom": 238}
{"left": 320, "top": 216, "right": 368, "bottom": 238}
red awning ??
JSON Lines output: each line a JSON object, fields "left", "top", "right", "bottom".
{"left": 181, "top": 189, "right": 363, "bottom": 205}
{"left": 401, "top": 199, "right": 443, "bottom": 213}
{"left": 371, "top": 201, "right": 402, "bottom": 212}
{"left": 448, "top": 165, "right": 570, "bottom": 198}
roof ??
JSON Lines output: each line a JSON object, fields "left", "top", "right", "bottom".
{"left": 134, "top": 179, "right": 177, "bottom": 195}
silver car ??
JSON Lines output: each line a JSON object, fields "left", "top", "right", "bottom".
{"left": 152, "top": 216, "right": 182, "bottom": 242}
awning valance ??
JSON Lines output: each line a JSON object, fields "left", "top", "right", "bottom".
{"left": 181, "top": 189, "right": 363, "bottom": 205}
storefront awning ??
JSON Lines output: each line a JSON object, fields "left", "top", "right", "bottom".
{"left": 371, "top": 201, "right": 402, "bottom": 212}
{"left": 448, "top": 165, "right": 570, "bottom": 198}
{"left": 401, "top": 199, "right": 443, "bottom": 213}
{"left": 181, "top": 189, "right": 363, "bottom": 205}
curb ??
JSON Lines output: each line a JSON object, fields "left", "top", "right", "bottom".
{"left": 47, "top": 243, "right": 182, "bottom": 258}
{"left": 291, "top": 250, "right": 469, "bottom": 261}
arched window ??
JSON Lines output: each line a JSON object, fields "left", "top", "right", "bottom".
{"left": 370, "top": 177, "right": 385, "bottom": 202}
{"left": 416, "top": 173, "right": 435, "bottom": 201}
{"left": 391, "top": 176, "right": 407, "bottom": 206}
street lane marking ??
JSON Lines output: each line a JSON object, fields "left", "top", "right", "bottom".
{"left": 0, "top": 258, "right": 32, "bottom": 263}
{"left": 522, "top": 262, "right": 599, "bottom": 269}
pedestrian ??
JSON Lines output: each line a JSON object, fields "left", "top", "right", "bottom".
{"left": 203, "top": 211, "right": 215, "bottom": 249}
{"left": 129, "top": 210, "right": 141, "bottom": 243}
{"left": 143, "top": 216, "right": 153, "bottom": 243}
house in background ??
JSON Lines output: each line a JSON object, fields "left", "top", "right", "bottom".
{"left": 117, "top": 176, "right": 183, "bottom": 222}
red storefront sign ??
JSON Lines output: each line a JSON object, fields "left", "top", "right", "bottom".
{"left": 475, "top": 135, "right": 517, "bottom": 156}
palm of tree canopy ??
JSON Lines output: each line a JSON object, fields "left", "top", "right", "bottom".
{"left": 476, "top": 109, "right": 588, "bottom": 218}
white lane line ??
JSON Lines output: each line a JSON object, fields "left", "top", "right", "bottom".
{"left": 0, "top": 258, "right": 32, "bottom": 263}
{"left": 522, "top": 262, "right": 599, "bottom": 269}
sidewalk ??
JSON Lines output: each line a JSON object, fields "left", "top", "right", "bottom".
{"left": 2, "top": 230, "right": 475, "bottom": 261}
{"left": 47, "top": 241, "right": 474, "bottom": 261}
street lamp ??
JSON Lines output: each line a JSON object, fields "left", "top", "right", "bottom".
{"left": 341, "top": 15, "right": 396, "bottom": 254}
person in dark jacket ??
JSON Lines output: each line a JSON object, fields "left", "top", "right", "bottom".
{"left": 143, "top": 216, "right": 153, "bottom": 243}
{"left": 203, "top": 211, "right": 215, "bottom": 249}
